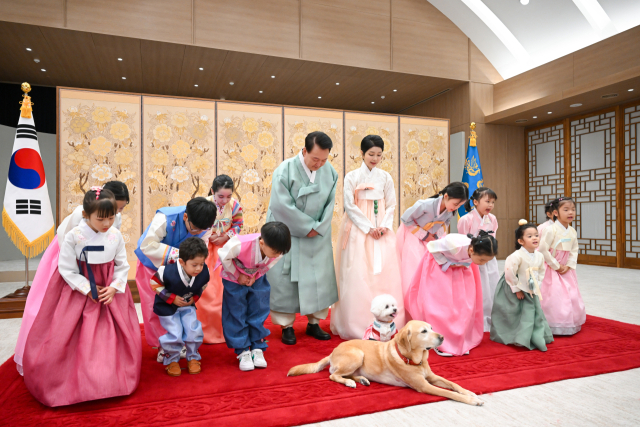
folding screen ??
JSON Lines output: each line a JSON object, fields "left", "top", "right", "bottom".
{"left": 283, "top": 107, "right": 344, "bottom": 245}
{"left": 58, "top": 89, "right": 142, "bottom": 279}
{"left": 141, "top": 96, "right": 217, "bottom": 228}
{"left": 216, "top": 103, "right": 283, "bottom": 234}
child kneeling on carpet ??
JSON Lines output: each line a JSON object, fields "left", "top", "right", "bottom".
{"left": 217, "top": 222, "right": 291, "bottom": 371}
{"left": 152, "top": 237, "right": 210, "bottom": 376}
{"left": 490, "top": 220, "right": 553, "bottom": 351}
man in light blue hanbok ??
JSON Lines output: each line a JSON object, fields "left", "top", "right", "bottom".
{"left": 266, "top": 131, "right": 339, "bottom": 345}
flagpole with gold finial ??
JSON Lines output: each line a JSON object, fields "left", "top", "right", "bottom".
{"left": 469, "top": 122, "right": 477, "bottom": 147}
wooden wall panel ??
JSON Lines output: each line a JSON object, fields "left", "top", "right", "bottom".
{"left": 140, "top": 41, "right": 186, "bottom": 96}
{"left": 58, "top": 89, "right": 142, "bottom": 279}
{"left": 392, "top": 17, "right": 468, "bottom": 80}
{"left": 141, "top": 97, "right": 217, "bottom": 228}
{"left": 283, "top": 108, "right": 344, "bottom": 245}
{"left": 398, "top": 117, "right": 449, "bottom": 228}
{"left": 402, "top": 83, "right": 469, "bottom": 129}
{"left": 301, "top": 1, "right": 391, "bottom": 70}
{"left": 216, "top": 103, "right": 283, "bottom": 234}
{"left": 469, "top": 82, "right": 493, "bottom": 124}
{"left": 0, "top": 0, "right": 64, "bottom": 28}
{"left": 308, "top": 0, "right": 390, "bottom": 16}
{"left": 573, "top": 26, "right": 640, "bottom": 88}
{"left": 195, "top": 0, "right": 300, "bottom": 59}
{"left": 493, "top": 56, "right": 574, "bottom": 113}
{"left": 91, "top": 34, "right": 144, "bottom": 93}
{"left": 66, "top": 0, "right": 193, "bottom": 45}
{"left": 469, "top": 40, "right": 503, "bottom": 85}
{"left": 344, "top": 113, "right": 400, "bottom": 227}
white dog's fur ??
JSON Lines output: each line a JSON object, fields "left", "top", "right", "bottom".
{"left": 370, "top": 294, "right": 398, "bottom": 323}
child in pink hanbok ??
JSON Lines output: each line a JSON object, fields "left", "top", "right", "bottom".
{"left": 331, "top": 135, "right": 405, "bottom": 340}
{"left": 538, "top": 197, "right": 585, "bottom": 335}
{"left": 396, "top": 182, "right": 468, "bottom": 297}
{"left": 14, "top": 181, "right": 129, "bottom": 375}
{"left": 537, "top": 199, "right": 556, "bottom": 236}
{"left": 23, "top": 187, "right": 141, "bottom": 407}
{"left": 405, "top": 232, "right": 497, "bottom": 356}
{"left": 457, "top": 187, "right": 499, "bottom": 331}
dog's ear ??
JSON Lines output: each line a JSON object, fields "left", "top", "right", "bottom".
{"left": 396, "top": 326, "right": 412, "bottom": 355}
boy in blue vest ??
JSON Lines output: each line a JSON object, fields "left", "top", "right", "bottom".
{"left": 135, "top": 197, "right": 216, "bottom": 359}
{"left": 152, "top": 237, "right": 210, "bottom": 376}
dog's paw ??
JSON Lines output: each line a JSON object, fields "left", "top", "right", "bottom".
{"left": 345, "top": 379, "right": 357, "bottom": 388}
{"left": 471, "top": 397, "right": 484, "bottom": 407}
{"left": 359, "top": 377, "right": 370, "bottom": 386}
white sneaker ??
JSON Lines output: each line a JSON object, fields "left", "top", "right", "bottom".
{"left": 238, "top": 350, "right": 254, "bottom": 371}
{"left": 180, "top": 346, "right": 187, "bottom": 359}
{"left": 434, "top": 348, "right": 453, "bottom": 357}
{"left": 251, "top": 349, "right": 267, "bottom": 368}
{"left": 157, "top": 348, "right": 165, "bottom": 363}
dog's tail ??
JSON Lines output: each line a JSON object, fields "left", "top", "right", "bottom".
{"left": 287, "top": 356, "right": 331, "bottom": 376}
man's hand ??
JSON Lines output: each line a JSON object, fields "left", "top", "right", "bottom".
{"left": 307, "top": 229, "right": 319, "bottom": 238}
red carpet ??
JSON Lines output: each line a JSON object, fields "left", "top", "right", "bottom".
{"left": 2, "top": 314, "right": 640, "bottom": 427}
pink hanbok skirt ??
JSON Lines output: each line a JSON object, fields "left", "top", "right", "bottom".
{"left": 396, "top": 223, "right": 429, "bottom": 296}
{"left": 405, "top": 252, "right": 483, "bottom": 356}
{"left": 136, "top": 260, "right": 167, "bottom": 347}
{"left": 540, "top": 250, "right": 586, "bottom": 335}
{"left": 23, "top": 261, "right": 141, "bottom": 407}
{"left": 14, "top": 238, "right": 61, "bottom": 374}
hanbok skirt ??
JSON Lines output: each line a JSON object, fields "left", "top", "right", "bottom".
{"left": 14, "top": 238, "right": 60, "bottom": 375}
{"left": 196, "top": 240, "right": 226, "bottom": 343}
{"left": 540, "top": 250, "right": 586, "bottom": 335}
{"left": 331, "top": 199, "right": 405, "bottom": 340}
{"left": 479, "top": 257, "right": 500, "bottom": 332}
{"left": 490, "top": 274, "right": 553, "bottom": 351}
{"left": 136, "top": 260, "right": 166, "bottom": 347}
{"left": 23, "top": 261, "right": 141, "bottom": 407}
{"left": 396, "top": 223, "right": 429, "bottom": 297}
{"left": 405, "top": 252, "right": 483, "bottom": 356}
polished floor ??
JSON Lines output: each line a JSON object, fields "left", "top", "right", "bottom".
{"left": 0, "top": 263, "right": 638, "bottom": 426}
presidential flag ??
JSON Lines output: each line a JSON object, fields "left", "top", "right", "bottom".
{"left": 457, "top": 123, "right": 484, "bottom": 219}
{"left": 2, "top": 84, "right": 54, "bottom": 257}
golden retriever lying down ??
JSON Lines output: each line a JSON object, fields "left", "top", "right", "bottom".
{"left": 288, "top": 320, "right": 484, "bottom": 406}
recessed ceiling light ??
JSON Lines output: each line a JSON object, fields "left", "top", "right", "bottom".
{"left": 393, "top": 89, "right": 397, "bottom": 92}
{"left": 336, "top": 82, "right": 340, "bottom": 85}
{"left": 381, "top": 96, "right": 385, "bottom": 99}
{"left": 194, "top": 84, "right": 198, "bottom": 87}
{"left": 533, "top": 116, "right": 538, "bottom": 119}
{"left": 118, "top": 58, "right": 123, "bottom": 61}
{"left": 34, "top": 58, "right": 40, "bottom": 63}
{"left": 629, "top": 89, "right": 634, "bottom": 92}
{"left": 271, "top": 75, "right": 275, "bottom": 78}
{"left": 122, "top": 77, "right": 126, "bottom": 79}
{"left": 41, "top": 69, "right": 46, "bottom": 72}
{"left": 570, "top": 103, "right": 582, "bottom": 107}
{"left": 520, "top": 0, "right": 529, "bottom": 4}
{"left": 220, "top": 97, "right": 225, "bottom": 100}
{"left": 26, "top": 48, "right": 32, "bottom": 51}
{"left": 548, "top": 112, "right": 552, "bottom": 114}
{"left": 259, "top": 91, "right": 263, "bottom": 93}
{"left": 318, "top": 96, "right": 322, "bottom": 99}
{"left": 229, "top": 82, "right": 234, "bottom": 85}
{"left": 371, "top": 102, "right": 375, "bottom": 104}
{"left": 199, "top": 67, "right": 203, "bottom": 70}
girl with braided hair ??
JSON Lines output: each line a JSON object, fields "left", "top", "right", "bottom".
{"left": 405, "top": 230, "right": 497, "bottom": 356}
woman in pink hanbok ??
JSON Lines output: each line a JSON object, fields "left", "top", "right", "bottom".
{"left": 331, "top": 135, "right": 405, "bottom": 340}
{"left": 14, "top": 181, "right": 129, "bottom": 375}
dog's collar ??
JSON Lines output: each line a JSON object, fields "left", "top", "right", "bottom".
{"left": 395, "top": 342, "right": 422, "bottom": 366}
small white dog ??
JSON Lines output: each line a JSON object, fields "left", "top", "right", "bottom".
{"left": 362, "top": 294, "right": 399, "bottom": 342}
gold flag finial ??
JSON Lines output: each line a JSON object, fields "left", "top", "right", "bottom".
{"left": 19, "top": 82, "right": 33, "bottom": 118}
{"left": 469, "top": 122, "right": 477, "bottom": 147}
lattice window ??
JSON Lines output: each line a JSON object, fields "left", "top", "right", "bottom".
{"left": 624, "top": 105, "right": 640, "bottom": 259}
{"left": 570, "top": 111, "right": 617, "bottom": 257}
{"left": 527, "top": 124, "right": 564, "bottom": 224}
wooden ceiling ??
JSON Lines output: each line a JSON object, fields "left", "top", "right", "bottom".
{"left": 0, "top": 21, "right": 465, "bottom": 114}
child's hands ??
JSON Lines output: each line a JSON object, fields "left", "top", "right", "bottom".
{"left": 557, "top": 265, "right": 570, "bottom": 274}
{"left": 516, "top": 291, "right": 525, "bottom": 300}
{"left": 238, "top": 273, "right": 255, "bottom": 286}
{"left": 173, "top": 295, "right": 190, "bottom": 307}
{"left": 209, "top": 233, "right": 228, "bottom": 246}
{"left": 98, "top": 286, "right": 117, "bottom": 305}
{"left": 87, "top": 289, "right": 98, "bottom": 303}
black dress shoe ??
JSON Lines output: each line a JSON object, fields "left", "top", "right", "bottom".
{"left": 281, "top": 327, "right": 296, "bottom": 345}
{"left": 306, "top": 323, "right": 331, "bottom": 340}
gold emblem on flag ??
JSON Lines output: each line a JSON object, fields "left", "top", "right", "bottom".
{"left": 465, "top": 156, "right": 481, "bottom": 176}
